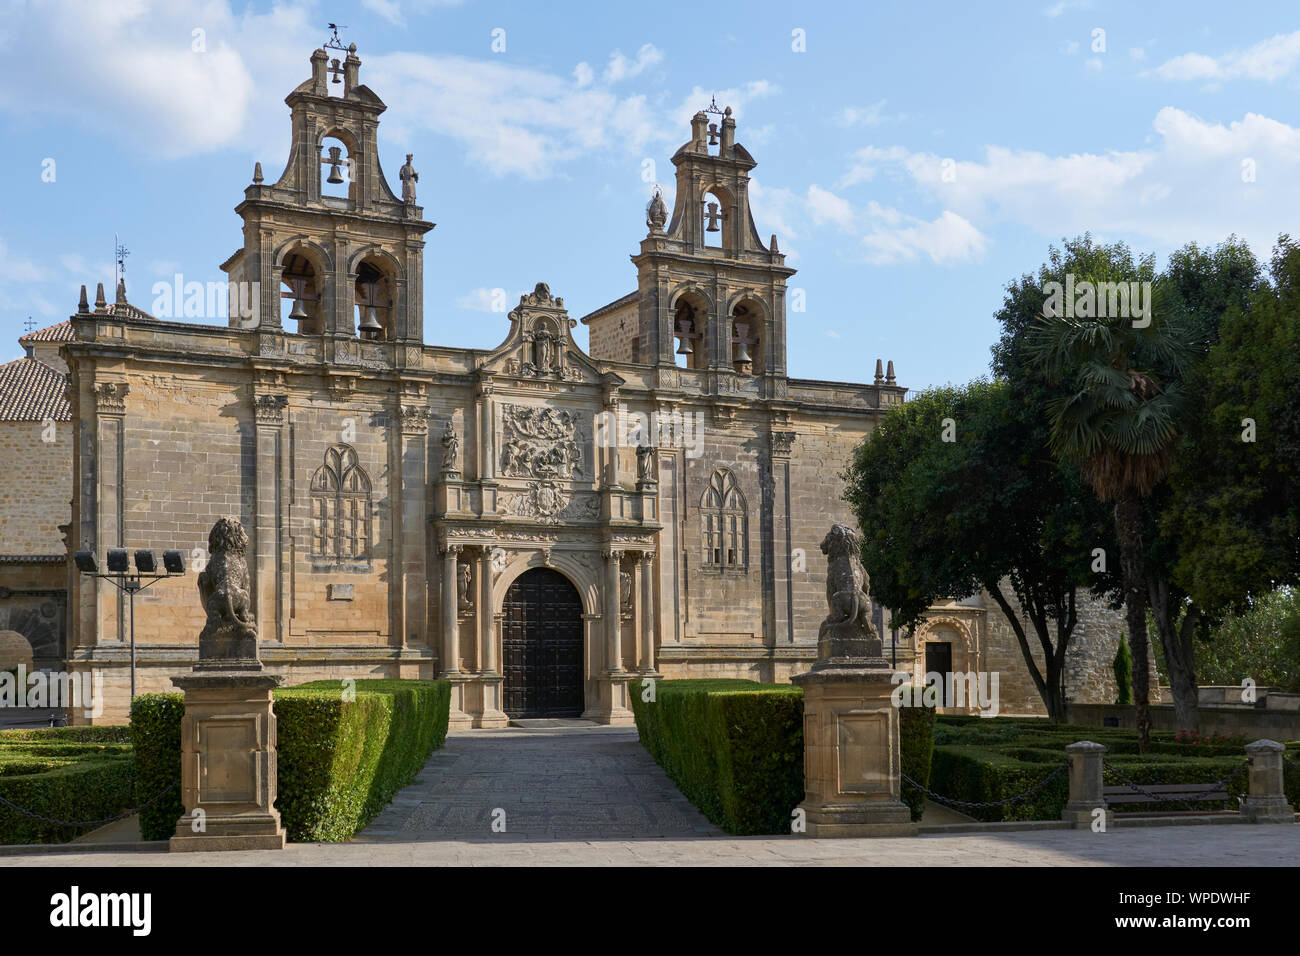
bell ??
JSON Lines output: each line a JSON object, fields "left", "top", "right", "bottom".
{"left": 676, "top": 335, "right": 693, "bottom": 356}
{"left": 359, "top": 305, "right": 383, "bottom": 338}
{"left": 326, "top": 146, "right": 345, "bottom": 184}
{"left": 705, "top": 201, "right": 721, "bottom": 232}
{"left": 330, "top": 59, "right": 342, "bottom": 83}
{"left": 288, "top": 298, "right": 309, "bottom": 322}
{"left": 708, "top": 123, "right": 720, "bottom": 146}
{"left": 733, "top": 338, "right": 752, "bottom": 364}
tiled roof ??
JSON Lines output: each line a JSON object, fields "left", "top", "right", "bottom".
{"left": 0, "top": 357, "right": 70, "bottom": 422}
{"left": 17, "top": 320, "right": 73, "bottom": 345}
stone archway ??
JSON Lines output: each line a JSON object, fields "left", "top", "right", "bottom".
{"left": 501, "top": 568, "right": 584, "bottom": 718}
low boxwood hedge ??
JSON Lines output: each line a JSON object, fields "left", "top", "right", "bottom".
{"left": 0, "top": 754, "right": 136, "bottom": 845}
{"left": 628, "top": 678, "right": 937, "bottom": 834}
{"left": 132, "top": 678, "right": 451, "bottom": 842}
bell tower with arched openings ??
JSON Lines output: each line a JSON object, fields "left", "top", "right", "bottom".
{"left": 592, "top": 101, "right": 793, "bottom": 391}
{"left": 221, "top": 41, "right": 434, "bottom": 349}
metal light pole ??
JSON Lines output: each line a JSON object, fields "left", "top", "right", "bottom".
{"left": 73, "top": 549, "right": 186, "bottom": 705}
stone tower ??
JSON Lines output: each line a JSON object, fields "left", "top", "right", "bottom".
{"left": 221, "top": 44, "right": 434, "bottom": 348}
{"left": 589, "top": 103, "right": 794, "bottom": 395}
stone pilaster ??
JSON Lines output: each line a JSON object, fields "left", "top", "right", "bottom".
{"left": 637, "top": 552, "right": 659, "bottom": 675}
{"left": 252, "top": 389, "right": 287, "bottom": 643}
{"left": 478, "top": 546, "right": 508, "bottom": 727}
{"left": 397, "top": 394, "right": 429, "bottom": 648}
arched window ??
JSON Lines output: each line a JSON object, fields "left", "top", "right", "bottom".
{"left": 310, "top": 444, "right": 372, "bottom": 562}
{"left": 673, "top": 292, "right": 708, "bottom": 370}
{"left": 700, "top": 468, "right": 747, "bottom": 569}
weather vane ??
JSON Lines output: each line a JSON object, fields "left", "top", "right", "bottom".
{"left": 114, "top": 233, "right": 129, "bottom": 286}
{"left": 23, "top": 316, "right": 35, "bottom": 335}
{"left": 325, "top": 23, "right": 349, "bottom": 51}
{"left": 703, "top": 95, "right": 725, "bottom": 116}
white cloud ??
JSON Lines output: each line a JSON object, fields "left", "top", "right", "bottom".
{"left": 456, "top": 288, "right": 507, "bottom": 312}
{"left": 1151, "top": 30, "right": 1300, "bottom": 84}
{"left": 860, "top": 207, "right": 986, "bottom": 266}
{"left": 363, "top": 0, "right": 405, "bottom": 26}
{"left": 839, "top": 107, "right": 1300, "bottom": 253}
{"left": 836, "top": 100, "right": 902, "bottom": 128}
{"left": 806, "top": 185, "right": 855, "bottom": 231}
{"left": 0, "top": 240, "right": 48, "bottom": 282}
{"left": 574, "top": 62, "right": 594, "bottom": 87}
{"left": 603, "top": 44, "right": 663, "bottom": 84}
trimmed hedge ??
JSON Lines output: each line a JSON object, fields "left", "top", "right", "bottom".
{"left": 926, "top": 716, "right": 1296, "bottom": 821}
{"left": 132, "top": 679, "right": 451, "bottom": 842}
{"left": 628, "top": 678, "right": 938, "bottom": 834}
{"left": 0, "top": 726, "right": 137, "bottom": 845}
{"left": 130, "top": 695, "right": 186, "bottom": 841}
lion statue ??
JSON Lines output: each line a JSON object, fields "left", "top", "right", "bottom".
{"left": 818, "top": 524, "right": 883, "bottom": 660}
{"left": 196, "top": 516, "right": 260, "bottom": 665}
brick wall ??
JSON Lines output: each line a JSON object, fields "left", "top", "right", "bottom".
{"left": 0, "top": 420, "right": 71, "bottom": 555}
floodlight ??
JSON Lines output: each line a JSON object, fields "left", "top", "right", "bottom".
{"left": 73, "top": 551, "right": 97, "bottom": 573}
{"left": 106, "top": 548, "right": 128, "bottom": 573}
{"left": 134, "top": 550, "right": 157, "bottom": 574}
{"left": 163, "top": 550, "right": 185, "bottom": 574}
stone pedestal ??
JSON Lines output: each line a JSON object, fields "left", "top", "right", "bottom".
{"left": 169, "top": 670, "right": 286, "bottom": 852}
{"left": 1242, "top": 739, "right": 1296, "bottom": 824}
{"left": 791, "top": 661, "right": 916, "bottom": 838}
{"left": 1062, "top": 740, "right": 1112, "bottom": 829}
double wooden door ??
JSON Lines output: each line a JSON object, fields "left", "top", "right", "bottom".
{"left": 502, "top": 568, "right": 584, "bottom": 718}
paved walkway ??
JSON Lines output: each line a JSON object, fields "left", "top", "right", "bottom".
{"left": 3, "top": 725, "right": 1297, "bottom": 865}
{"left": 356, "top": 725, "right": 723, "bottom": 842}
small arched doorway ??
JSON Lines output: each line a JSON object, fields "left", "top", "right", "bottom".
{"left": 502, "top": 568, "right": 584, "bottom": 718}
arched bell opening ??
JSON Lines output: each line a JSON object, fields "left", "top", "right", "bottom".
{"left": 280, "top": 250, "right": 325, "bottom": 334}
{"left": 320, "top": 134, "right": 353, "bottom": 200}
{"left": 731, "top": 299, "right": 765, "bottom": 376}
{"left": 671, "top": 291, "right": 709, "bottom": 370}
{"left": 354, "top": 258, "right": 395, "bottom": 341}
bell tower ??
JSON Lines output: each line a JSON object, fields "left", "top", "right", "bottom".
{"left": 626, "top": 101, "right": 794, "bottom": 386}
{"left": 221, "top": 39, "right": 434, "bottom": 346}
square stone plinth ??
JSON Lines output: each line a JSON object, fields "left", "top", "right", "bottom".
{"left": 792, "top": 662, "right": 917, "bottom": 838}
{"left": 169, "top": 670, "right": 287, "bottom": 852}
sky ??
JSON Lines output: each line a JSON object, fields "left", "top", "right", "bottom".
{"left": 3, "top": 0, "right": 1300, "bottom": 391}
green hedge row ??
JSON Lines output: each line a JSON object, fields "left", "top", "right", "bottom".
{"left": 628, "top": 678, "right": 937, "bottom": 834}
{"left": 926, "top": 717, "right": 1298, "bottom": 821}
{"left": 132, "top": 678, "right": 451, "bottom": 842}
{"left": 129, "top": 694, "right": 185, "bottom": 841}
{"left": 0, "top": 725, "right": 139, "bottom": 844}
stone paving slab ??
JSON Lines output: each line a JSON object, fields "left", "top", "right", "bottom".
{"left": 3, "top": 824, "right": 1297, "bottom": 866}
{"left": 353, "top": 726, "right": 723, "bottom": 842}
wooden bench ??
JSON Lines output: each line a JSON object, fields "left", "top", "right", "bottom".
{"left": 1103, "top": 782, "right": 1231, "bottom": 808}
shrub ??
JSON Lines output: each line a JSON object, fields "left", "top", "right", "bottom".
{"left": 130, "top": 679, "right": 450, "bottom": 843}
{"left": 0, "top": 754, "right": 136, "bottom": 845}
{"left": 1114, "top": 632, "right": 1133, "bottom": 706}
{"left": 130, "top": 694, "right": 186, "bottom": 841}
{"left": 630, "top": 678, "right": 939, "bottom": 833}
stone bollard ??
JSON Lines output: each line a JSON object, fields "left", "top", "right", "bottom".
{"left": 1062, "top": 741, "right": 1112, "bottom": 830}
{"left": 1242, "top": 739, "right": 1296, "bottom": 824}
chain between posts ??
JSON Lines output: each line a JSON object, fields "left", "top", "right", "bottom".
{"left": 901, "top": 763, "right": 1067, "bottom": 811}
{"left": 1101, "top": 759, "right": 1249, "bottom": 813}
{"left": 0, "top": 781, "right": 178, "bottom": 829}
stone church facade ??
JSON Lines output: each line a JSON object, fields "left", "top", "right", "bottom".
{"left": 31, "top": 45, "right": 1128, "bottom": 725}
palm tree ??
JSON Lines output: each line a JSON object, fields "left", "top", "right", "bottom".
{"left": 1030, "top": 268, "right": 1190, "bottom": 752}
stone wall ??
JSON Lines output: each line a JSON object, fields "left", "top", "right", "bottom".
{"left": 0, "top": 420, "right": 71, "bottom": 555}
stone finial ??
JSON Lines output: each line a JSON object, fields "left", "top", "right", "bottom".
{"left": 886, "top": 360, "right": 896, "bottom": 385}
{"left": 253, "top": 161, "right": 264, "bottom": 184}
{"left": 815, "top": 524, "right": 883, "bottom": 663}
{"left": 94, "top": 282, "right": 107, "bottom": 311}
{"left": 874, "top": 359, "right": 884, "bottom": 385}
{"left": 77, "top": 284, "right": 89, "bottom": 315}
{"left": 115, "top": 279, "right": 128, "bottom": 306}
{"left": 196, "top": 516, "right": 260, "bottom": 669}
{"left": 769, "top": 234, "right": 779, "bottom": 255}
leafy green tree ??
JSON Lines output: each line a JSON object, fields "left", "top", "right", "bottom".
{"left": 843, "top": 378, "right": 1117, "bottom": 720}
{"left": 1113, "top": 632, "right": 1133, "bottom": 706}
{"left": 1023, "top": 236, "right": 1182, "bottom": 750}
{"left": 1196, "top": 587, "right": 1300, "bottom": 693}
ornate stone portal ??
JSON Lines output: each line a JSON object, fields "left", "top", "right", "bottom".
{"left": 791, "top": 524, "right": 915, "bottom": 838}
{"left": 170, "top": 516, "right": 286, "bottom": 852}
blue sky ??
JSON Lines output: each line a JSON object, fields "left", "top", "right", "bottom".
{"left": 3, "top": 0, "right": 1300, "bottom": 390}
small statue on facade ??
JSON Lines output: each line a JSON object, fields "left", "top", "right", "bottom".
{"left": 399, "top": 154, "right": 419, "bottom": 203}
{"left": 196, "top": 516, "right": 260, "bottom": 667}
{"left": 441, "top": 421, "right": 460, "bottom": 473}
{"left": 646, "top": 186, "right": 667, "bottom": 233}
{"left": 636, "top": 442, "right": 656, "bottom": 484}
{"left": 817, "top": 524, "right": 882, "bottom": 661}
{"left": 458, "top": 563, "right": 473, "bottom": 612}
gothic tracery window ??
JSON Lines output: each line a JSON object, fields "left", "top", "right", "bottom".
{"left": 701, "top": 468, "right": 747, "bottom": 570}
{"left": 310, "top": 444, "right": 372, "bottom": 562}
